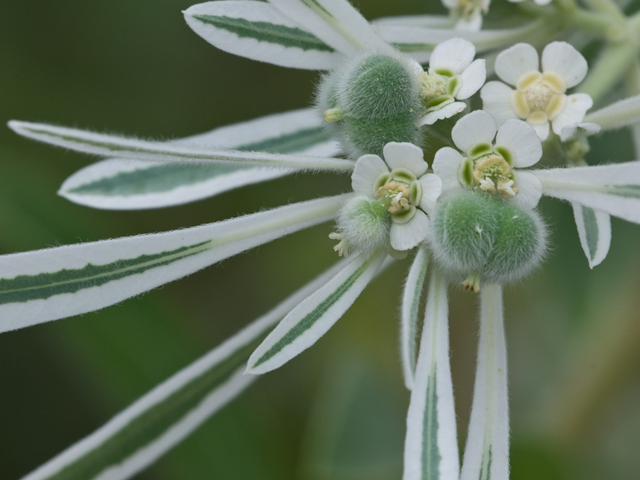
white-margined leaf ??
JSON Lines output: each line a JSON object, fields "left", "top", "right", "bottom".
{"left": 267, "top": 0, "right": 393, "bottom": 57}
{"left": 375, "top": 20, "right": 545, "bottom": 63}
{"left": 403, "top": 269, "right": 459, "bottom": 480}
{"left": 584, "top": 94, "right": 640, "bottom": 131}
{"left": 372, "top": 14, "right": 454, "bottom": 29}
{"left": 246, "top": 249, "right": 387, "bottom": 374}
{"left": 59, "top": 109, "right": 340, "bottom": 210}
{"left": 21, "top": 259, "right": 349, "bottom": 480}
{"left": 533, "top": 162, "right": 640, "bottom": 224}
{"left": 572, "top": 203, "right": 611, "bottom": 268}
{"left": 400, "top": 244, "right": 429, "bottom": 390}
{"left": 0, "top": 194, "right": 347, "bottom": 333}
{"left": 8, "top": 120, "right": 355, "bottom": 172}
{"left": 460, "top": 284, "right": 509, "bottom": 480}
{"left": 184, "top": 1, "right": 343, "bottom": 70}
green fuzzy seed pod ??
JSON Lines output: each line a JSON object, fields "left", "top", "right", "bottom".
{"left": 343, "top": 54, "right": 421, "bottom": 120}
{"left": 430, "top": 193, "right": 547, "bottom": 284}
{"left": 315, "top": 52, "right": 423, "bottom": 159}
{"left": 337, "top": 195, "right": 390, "bottom": 254}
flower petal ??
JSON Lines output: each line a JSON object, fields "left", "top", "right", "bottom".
{"left": 352, "top": 154, "right": 389, "bottom": 196}
{"left": 419, "top": 102, "right": 467, "bottom": 126}
{"left": 551, "top": 93, "right": 593, "bottom": 135}
{"left": 433, "top": 147, "right": 465, "bottom": 194}
{"left": 481, "top": 81, "right": 517, "bottom": 126}
{"left": 529, "top": 120, "right": 550, "bottom": 140}
{"left": 457, "top": 59, "right": 486, "bottom": 100}
{"left": 383, "top": 142, "right": 428, "bottom": 177}
{"left": 400, "top": 245, "right": 430, "bottom": 390}
{"left": 495, "top": 119, "right": 542, "bottom": 168}
{"left": 451, "top": 110, "right": 497, "bottom": 154}
{"left": 430, "top": 37, "right": 476, "bottom": 73}
{"left": 494, "top": 43, "right": 539, "bottom": 86}
{"left": 572, "top": 204, "right": 611, "bottom": 268}
{"left": 390, "top": 209, "right": 431, "bottom": 251}
{"left": 246, "top": 250, "right": 387, "bottom": 374}
{"left": 403, "top": 269, "right": 460, "bottom": 480}
{"left": 541, "top": 41, "right": 588, "bottom": 89}
{"left": 419, "top": 174, "right": 443, "bottom": 215}
{"left": 512, "top": 170, "right": 542, "bottom": 209}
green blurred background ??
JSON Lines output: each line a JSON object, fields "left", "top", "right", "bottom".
{"left": 1, "top": 1, "right": 640, "bottom": 479}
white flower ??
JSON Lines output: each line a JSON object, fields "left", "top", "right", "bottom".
{"left": 441, "top": 0, "right": 490, "bottom": 31}
{"left": 419, "top": 38, "right": 487, "bottom": 126}
{"left": 351, "top": 142, "right": 442, "bottom": 251}
{"left": 433, "top": 110, "right": 543, "bottom": 209}
{"left": 481, "top": 42, "right": 592, "bottom": 140}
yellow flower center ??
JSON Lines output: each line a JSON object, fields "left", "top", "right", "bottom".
{"left": 464, "top": 154, "right": 519, "bottom": 198}
{"left": 375, "top": 180, "right": 411, "bottom": 214}
{"left": 511, "top": 71, "right": 567, "bottom": 125}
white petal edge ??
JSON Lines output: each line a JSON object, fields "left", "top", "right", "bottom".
{"left": 457, "top": 59, "right": 487, "bottom": 100}
{"left": 511, "top": 171, "right": 543, "bottom": 210}
{"left": 352, "top": 154, "right": 389, "bottom": 196}
{"left": 403, "top": 269, "right": 459, "bottom": 480}
{"left": 572, "top": 203, "right": 612, "bottom": 269}
{"left": 460, "top": 284, "right": 509, "bottom": 480}
{"left": 495, "top": 119, "right": 542, "bottom": 168}
{"left": 494, "top": 43, "right": 539, "bottom": 86}
{"left": 19, "top": 258, "right": 351, "bottom": 480}
{"left": 451, "top": 110, "right": 497, "bottom": 154}
{"left": 541, "top": 41, "right": 588, "bottom": 89}
{"left": 246, "top": 250, "right": 387, "bottom": 374}
{"left": 419, "top": 102, "right": 467, "bottom": 126}
{"left": 400, "top": 245, "right": 430, "bottom": 390}
{"left": 551, "top": 94, "right": 593, "bottom": 135}
{"left": 183, "top": 1, "right": 342, "bottom": 70}
{"left": 0, "top": 195, "right": 347, "bottom": 333}
{"left": 430, "top": 38, "right": 476, "bottom": 74}
{"left": 390, "top": 210, "right": 431, "bottom": 251}
{"left": 383, "top": 142, "right": 428, "bottom": 177}
{"left": 432, "top": 147, "right": 465, "bottom": 195}
{"left": 481, "top": 81, "right": 517, "bottom": 126}
{"left": 419, "top": 174, "right": 443, "bottom": 216}
{"left": 529, "top": 120, "right": 550, "bottom": 140}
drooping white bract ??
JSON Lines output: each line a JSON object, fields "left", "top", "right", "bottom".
{"left": 433, "top": 110, "right": 543, "bottom": 209}
{"left": 351, "top": 142, "right": 442, "bottom": 251}
{"left": 441, "top": 0, "right": 490, "bottom": 31}
{"left": 420, "top": 38, "right": 486, "bottom": 125}
{"left": 481, "top": 42, "right": 592, "bottom": 140}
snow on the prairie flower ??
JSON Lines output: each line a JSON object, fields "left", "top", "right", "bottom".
{"left": 419, "top": 38, "right": 486, "bottom": 125}
{"left": 441, "top": 0, "right": 490, "bottom": 31}
{"left": 433, "top": 110, "right": 543, "bottom": 209}
{"left": 481, "top": 42, "right": 592, "bottom": 140}
{"left": 331, "top": 142, "right": 442, "bottom": 256}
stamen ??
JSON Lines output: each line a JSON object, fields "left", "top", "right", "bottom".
{"left": 461, "top": 272, "right": 481, "bottom": 293}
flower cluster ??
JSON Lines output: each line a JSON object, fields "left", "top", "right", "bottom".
{"left": 4, "top": 0, "right": 640, "bottom": 479}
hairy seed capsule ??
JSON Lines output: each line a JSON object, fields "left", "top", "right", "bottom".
{"left": 335, "top": 195, "right": 391, "bottom": 255}
{"left": 430, "top": 193, "right": 547, "bottom": 284}
{"left": 316, "top": 52, "right": 424, "bottom": 159}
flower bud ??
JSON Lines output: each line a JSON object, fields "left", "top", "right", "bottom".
{"left": 430, "top": 193, "right": 547, "bottom": 284}
{"left": 316, "top": 52, "right": 424, "bottom": 159}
